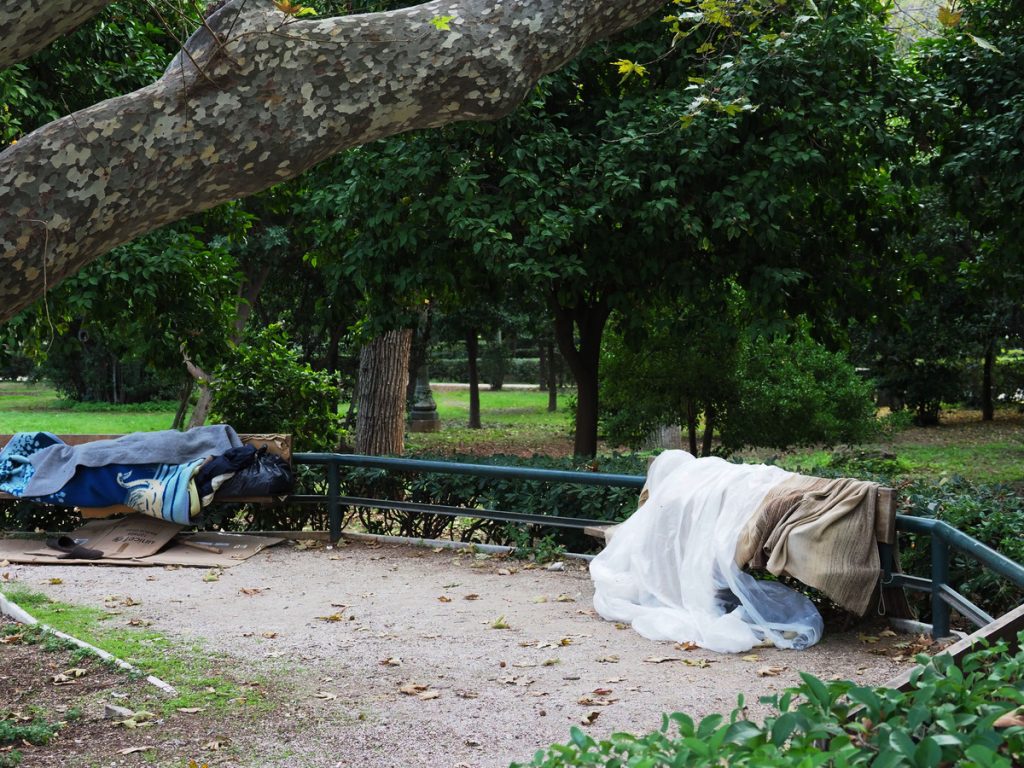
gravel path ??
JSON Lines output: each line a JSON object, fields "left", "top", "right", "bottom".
{"left": 3, "top": 538, "right": 915, "bottom": 767}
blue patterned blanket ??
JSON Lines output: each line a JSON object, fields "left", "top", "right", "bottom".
{"left": 0, "top": 427, "right": 241, "bottom": 525}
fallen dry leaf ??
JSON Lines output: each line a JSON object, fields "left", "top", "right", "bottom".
{"left": 203, "top": 738, "right": 228, "bottom": 751}
{"left": 399, "top": 683, "right": 430, "bottom": 695}
{"left": 318, "top": 612, "right": 344, "bottom": 622}
{"left": 117, "top": 746, "right": 154, "bottom": 755}
{"left": 437, "top": 596, "right": 452, "bottom": 603}
{"left": 464, "top": 593, "right": 480, "bottom": 600}
{"left": 177, "top": 707, "right": 206, "bottom": 714}
{"left": 741, "top": 654, "right": 760, "bottom": 662}
{"left": 380, "top": 657, "right": 403, "bottom": 667}
{"left": 532, "top": 596, "right": 548, "bottom": 604}
{"left": 614, "top": 622, "right": 629, "bottom": 630}
{"left": 994, "top": 707, "right": 1024, "bottom": 729}
{"left": 239, "top": 587, "right": 263, "bottom": 596}
{"left": 757, "top": 666, "right": 787, "bottom": 677}
{"left": 116, "top": 711, "right": 157, "bottom": 729}
{"left": 675, "top": 641, "right": 699, "bottom": 652}
{"left": 581, "top": 710, "right": 601, "bottom": 725}
{"left": 858, "top": 634, "right": 880, "bottom": 644}
{"left": 682, "top": 658, "right": 712, "bottom": 668}
{"left": 64, "top": 667, "right": 88, "bottom": 678}
{"left": 48, "top": 577, "right": 63, "bottom": 585}
{"left": 261, "top": 631, "right": 278, "bottom": 639}
{"left": 313, "top": 691, "right": 337, "bottom": 700}
{"left": 0, "top": 634, "right": 24, "bottom": 645}
{"left": 555, "top": 594, "right": 575, "bottom": 603}
{"left": 542, "top": 658, "right": 560, "bottom": 666}
{"left": 596, "top": 655, "right": 620, "bottom": 663}
{"left": 417, "top": 690, "right": 440, "bottom": 701}
{"left": 643, "top": 656, "right": 680, "bottom": 664}
{"left": 455, "top": 690, "right": 479, "bottom": 699}
{"left": 496, "top": 568, "right": 512, "bottom": 576}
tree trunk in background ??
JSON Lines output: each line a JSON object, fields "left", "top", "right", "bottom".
{"left": 234, "top": 263, "right": 271, "bottom": 340}
{"left": 553, "top": 297, "right": 610, "bottom": 457}
{"left": 356, "top": 329, "right": 412, "bottom": 455}
{"left": 325, "top": 322, "right": 342, "bottom": 376}
{"left": 183, "top": 352, "right": 215, "bottom": 430}
{"left": 701, "top": 403, "right": 716, "bottom": 457}
{"left": 982, "top": 340, "right": 996, "bottom": 422}
{"left": 172, "top": 377, "right": 194, "bottom": 430}
{"left": 686, "top": 399, "right": 698, "bottom": 456}
{"left": 546, "top": 341, "right": 558, "bottom": 412}
{"left": 0, "top": 0, "right": 664, "bottom": 322}
{"left": 466, "top": 331, "right": 481, "bottom": 429}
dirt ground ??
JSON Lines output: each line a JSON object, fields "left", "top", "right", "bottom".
{"left": 0, "top": 538, "right": 937, "bottom": 768}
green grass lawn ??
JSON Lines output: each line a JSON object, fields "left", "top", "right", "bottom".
{"left": 0, "top": 382, "right": 177, "bottom": 434}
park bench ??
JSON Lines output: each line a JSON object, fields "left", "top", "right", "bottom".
{"left": 0, "top": 432, "right": 292, "bottom": 517}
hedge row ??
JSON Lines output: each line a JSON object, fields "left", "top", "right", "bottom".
{"left": 515, "top": 636, "right": 1024, "bottom": 767}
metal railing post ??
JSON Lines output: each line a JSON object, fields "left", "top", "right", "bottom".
{"left": 931, "top": 528, "right": 951, "bottom": 639}
{"left": 327, "top": 461, "right": 341, "bottom": 544}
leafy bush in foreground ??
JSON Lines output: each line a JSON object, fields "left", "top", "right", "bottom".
{"left": 515, "top": 636, "right": 1024, "bottom": 767}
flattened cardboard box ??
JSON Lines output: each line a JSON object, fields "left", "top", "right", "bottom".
{"left": 2, "top": 513, "right": 282, "bottom": 567}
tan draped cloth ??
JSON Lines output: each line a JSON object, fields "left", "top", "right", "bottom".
{"left": 734, "top": 475, "right": 881, "bottom": 616}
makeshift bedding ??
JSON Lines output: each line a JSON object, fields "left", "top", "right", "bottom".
{"left": 590, "top": 450, "right": 880, "bottom": 653}
{"left": 0, "top": 426, "right": 244, "bottom": 525}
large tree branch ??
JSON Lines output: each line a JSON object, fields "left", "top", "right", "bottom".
{"left": 0, "top": 0, "right": 662, "bottom": 322}
{"left": 0, "top": 0, "right": 110, "bottom": 69}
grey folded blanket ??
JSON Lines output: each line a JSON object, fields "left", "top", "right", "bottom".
{"left": 23, "top": 425, "right": 243, "bottom": 497}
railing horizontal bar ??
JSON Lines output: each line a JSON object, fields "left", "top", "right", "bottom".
{"left": 883, "top": 573, "right": 933, "bottom": 593}
{"left": 896, "top": 515, "right": 1024, "bottom": 590}
{"left": 333, "top": 495, "right": 609, "bottom": 530}
{"left": 293, "top": 453, "right": 646, "bottom": 489}
{"left": 937, "top": 583, "right": 994, "bottom": 628}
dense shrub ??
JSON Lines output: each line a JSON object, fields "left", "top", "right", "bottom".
{"left": 208, "top": 324, "right": 342, "bottom": 452}
{"left": 516, "top": 636, "right": 1024, "bottom": 767}
{"left": 720, "top": 333, "right": 878, "bottom": 452}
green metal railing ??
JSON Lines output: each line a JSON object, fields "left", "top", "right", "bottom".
{"left": 285, "top": 453, "right": 1024, "bottom": 638}
{"left": 290, "top": 452, "right": 645, "bottom": 539}
{"left": 886, "top": 514, "right": 1024, "bottom": 638}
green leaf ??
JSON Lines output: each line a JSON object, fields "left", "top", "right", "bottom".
{"left": 429, "top": 15, "right": 455, "bottom": 31}
{"left": 967, "top": 34, "right": 1002, "bottom": 54}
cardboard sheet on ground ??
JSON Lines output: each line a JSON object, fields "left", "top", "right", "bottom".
{"left": 0, "top": 514, "right": 282, "bottom": 567}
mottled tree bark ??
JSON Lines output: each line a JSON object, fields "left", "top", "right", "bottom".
{"left": 0, "top": 0, "right": 663, "bottom": 322}
{"left": 355, "top": 328, "right": 412, "bottom": 456}
{"left": 0, "top": 0, "right": 109, "bottom": 68}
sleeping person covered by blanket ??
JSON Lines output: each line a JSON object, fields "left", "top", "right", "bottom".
{"left": 0, "top": 426, "right": 245, "bottom": 525}
{"left": 589, "top": 450, "right": 882, "bottom": 653}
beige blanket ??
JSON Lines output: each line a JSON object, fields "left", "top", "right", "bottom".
{"left": 735, "top": 475, "right": 881, "bottom": 616}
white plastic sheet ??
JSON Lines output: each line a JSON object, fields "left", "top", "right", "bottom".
{"left": 590, "top": 450, "right": 824, "bottom": 653}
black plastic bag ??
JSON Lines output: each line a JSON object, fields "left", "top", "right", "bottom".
{"left": 216, "top": 447, "right": 293, "bottom": 497}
